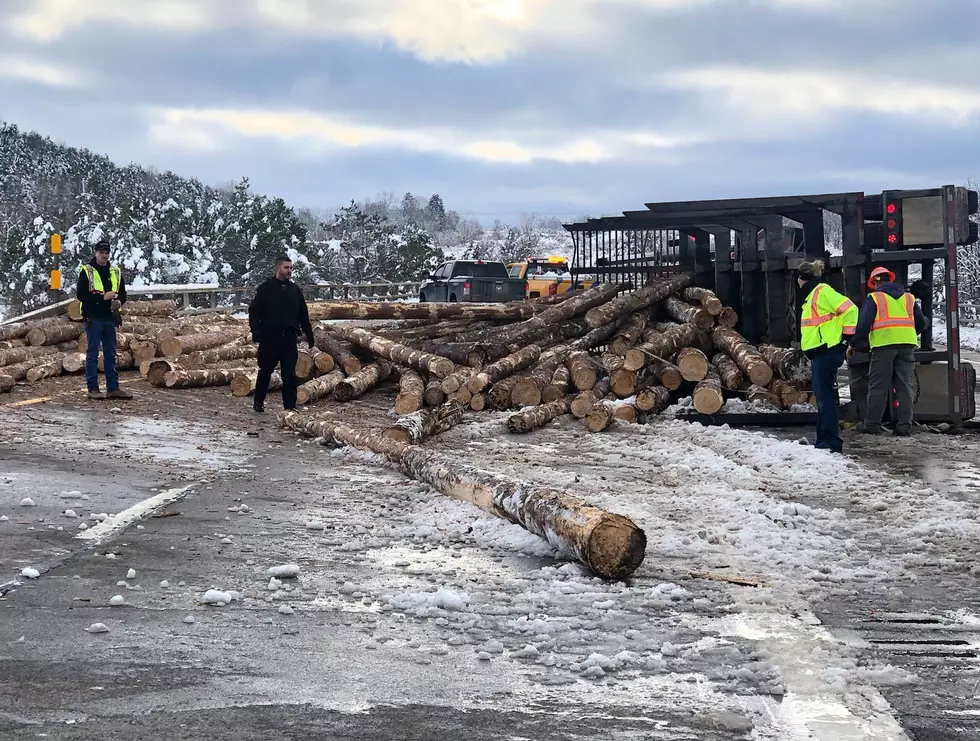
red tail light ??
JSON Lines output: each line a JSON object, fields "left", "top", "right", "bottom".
{"left": 548, "top": 282, "right": 558, "bottom": 295}
{"left": 464, "top": 282, "right": 470, "bottom": 289}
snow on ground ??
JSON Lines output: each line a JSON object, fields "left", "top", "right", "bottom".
{"left": 933, "top": 316, "right": 980, "bottom": 352}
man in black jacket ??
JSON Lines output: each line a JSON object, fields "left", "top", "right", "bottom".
{"left": 76, "top": 241, "right": 133, "bottom": 400}
{"left": 248, "top": 256, "right": 315, "bottom": 412}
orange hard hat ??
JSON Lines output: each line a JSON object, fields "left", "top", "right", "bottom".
{"left": 867, "top": 266, "right": 896, "bottom": 290}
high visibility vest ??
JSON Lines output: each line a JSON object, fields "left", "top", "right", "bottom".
{"left": 868, "top": 291, "right": 918, "bottom": 348}
{"left": 80, "top": 264, "right": 120, "bottom": 294}
{"left": 799, "top": 284, "right": 858, "bottom": 352}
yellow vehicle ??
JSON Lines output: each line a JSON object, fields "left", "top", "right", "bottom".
{"left": 506, "top": 256, "right": 595, "bottom": 299}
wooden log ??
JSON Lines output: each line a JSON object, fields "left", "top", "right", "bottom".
{"left": 718, "top": 306, "right": 739, "bottom": 328}
{"left": 609, "top": 368, "right": 637, "bottom": 398}
{"left": 486, "top": 375, "right": 523, "bottom": 410}
{"left": 186, "top": 343, "right": 258, "bottom": 366}
{"left": 423, "top": 378, "right": 446, "bottom": 407}
{"left": 570, "top": 377, "right": 611, "bottom": 418}
{"left": 0, "top": 344, "right": 60, "bottom": 368}
{"left": 635, "top": 385, "right": 671, "bottom": 413}
{"left": 309, "top": 301, "right": 535, "bottom": 321}
{"left": 450, "top": 387, "right": 473, "bottom": 405}
{"left": 711, "top": 328, "right": 773, "bottom": 386}
{"left": 294, "top": 349, "right": 316, "bottom": 380}
{"left": 394, "top": 367, "right": 426, "bottom": 414}
{"left": 62, "top": 353, "right": 86, "bottom": 374}
{"left": 120, "top": 299, "right": 178, "bottom": 317}
{"left": 674, "top": 347, "right": 709, "bottom": 382}
{"left": 491, "top": 282, "right": 626, "bottom": 348}
{"left": 0, "top": 338, "right": 29, "bottom": 350}
{"left": 468, "top": 344, "right": 542, "bottom": 394}
{"left": 609, "top": 313, "right": 648, "bottom": 356}
{"left": 502, "top": 318, "right": 591, "bottom": 358}
{"left": 146, "top": 359, "right": 181, "bottom": 386}
{"left": 600, "top": 351, "right": 625, "bottom": 375}
{"left": 130, "top": 340, "right": 158, "bottom": 363}
{"left": 164, "top": 367, "right": 246, "bottom": 389}
{"left": 623, "top": 322, "right": 701, "bottom": 372}
{"left": 507, "top": 398, "right": 570, "bottom": 434}
{"left": 333, "top": 361, "right": 393, "bottom": 402}
{"left": 469, "top": 393, "right": 486, "bottom": 411}
{"left": 0, "top": 324, "right": 30, "bottom": 342}
{"left": 648, "top": 359, "right": 683, "bottom": 391}
{"left": 682, "top": 287, "right": 723, "bottom": 316}
{"left": 279, "top": 413, "right": 647, "bottom": 580}
{"left": 541, "top": 364, "right": 570, "bottom": 403}
{"left": 160, "top": 331, "right": 243, "bottom": 358}
{"left": 77, "top": 331, "right": 149, "bottom": 355}
{"left": 566, "top": 350, "right": 602, "bottom": 392}
{"left": 569, "top": 317, "right": 630, "bottom": 351}
{"left": 26, "top": 358, "right": 66, "bottom": 382}
{"left": 312, "top": 348, "right": 336, "bottom": 374}
{"left": 0, "top": 374, "right": 14, "bottom": 393}
{"left": 26, "top": 322, "right": 84, "bottom": 347}
{"left": 612, "top": 399, "right": 639, "bottom": 423}
{"left": 584, "top": 274, "right": 693, "bottom": 329}
{"left": 692, "top": 366, "right": 724, "bottom": 414}
{"left": 417, "top": 340, "right": 488, "bottom": 369}
{"left": 513, "top": 353, "right": 569, "bottom": 407}
{"left": 758, "top": 344, "right": 811, "bottom": 382}
{"left": 664, "top": 296, "right": 714, "bottom": 331}
{"left": 296, "top": 369, "right": 345, "bottom": 405}
{"left": 769, "top": 378, "right": 808, "bottom": 407}
{"left": 583, "top": 402, "right": 615, "bottom": 432}
{"left": 711, "top": 353, "right": 745, "bottom": 390}
{"left": 314, "top": 331, "right": 361, "bottom": 375}
{"left": 382, "top": 399, "right": 466, "bottom": 444}
{"left": 231, "top": 370, "right": 282, "bottom": 397}
{"left": 741, "top": 382, "right": 782, "bottom": 408}
{"left": 441, "top": 367, "right": 474, "bottom": 394}
{"left": 335, "top": 325, "right": 454, "bottom": 379}
{"left": 98, "top": 350, "right": 134, "bottom": 372}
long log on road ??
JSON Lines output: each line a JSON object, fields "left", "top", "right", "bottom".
{"left": 417, "top": 340, "right": 488, "bottom": 369}
{"left": 160, "top": 331, "right": 243, "bottom": 358}
{"left": 26, "top": 357, "right": 66, "bottom": 382}
{"left": 382, "top": 399, "right": 466, "bottom": 444}
{"left": 164, "top": 367, "right": 247, "bottom": 389}
{"left": 27, "top": 323, "right": 84, "bottom": 347}
{"left": 231, "top": 370, "right": 282, "bottom": 397}
{"left": 0, "top": 344, "right": 60, "bottom": 368}
{"left": 584, "top": 274, "right": 692, "bottom": 329}
{"left": 468, "top": 345, "right": 542, "bottom": 394}
{"left": 394, "top": 367, "right": 426, "bottom": 414}
{"left": 335, "top": 325, "right": 455, "bottom": 378}
{"left": 186, "top": 343, "right": 258, "bottom": 366}
{"left": 308, "top": 301, "right": 536, "bottom": 322}
{"left": 122, "top": 299, "right": 178, "bottom": 317}
{"left": 279, "top": 413, "right": 647, "bottom": 580}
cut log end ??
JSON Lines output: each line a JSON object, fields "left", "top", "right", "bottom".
{"left": 586, "top": 515, "right": 647, "bottom": 581}
{"left": 692, "top": 384, "right": 724, "bottom": 415}
{"left": 583, "top": 403, "right": 614, "bottom": 433}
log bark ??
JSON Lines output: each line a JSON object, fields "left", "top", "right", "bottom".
{"left": 692, "top": 366, "right": 724, "bottom": 414}
{"left": 492, "top": 282, "right": 626, "bottom": 348}
{"left": 635, "top": 385, "right": 671, "bottom": 413}
{"left": 186, "top": 343, "right": 258, "bottom": 366}
{"left": 609, "top": 368, "right": 637, "bottom": 398}
{"left": 512, "top": 353, "right": 570, "bottom": 406}
{"left": 664, "top": 296, "right": 714, "bottom": 330}
{"left": 565, "top": 350, "right": 602, "bottom": 392}
{"left": 584, "top": 274, "right": 693, "bottom": 329}
{"left": 26, "top": 322, "right": 84, "bottom": 347}
{"left": 583, "top": 402, "right": 615, "bottom": 432}
{"left": 682, "top": 287, "right": 724, "bottom": 316}
{"left": 718, "top": 306, "right": 739, "bottom": 328}
{"left": 609, "top": 313, "right": 648, "bottom": 356}
{"left": 600, "top": 351, "right": 625, "bottom": 374}
{"left": 468, "top": 344, "right": 542, "bottom": 394}
{"left": 570, "top": 377, "right": 611, "bottom": 418}
{"left": 312, "top": 348, "right": 336, "bottom": 374}
{"left": 62, "top": 353, "right": 87, "bottom": 374}
{"left": 121, "top": 299, "right": 178, "bottom": 317}
{"left": 424, "top": 378, "right": 446, "bottom": 407}
{"left": 623, "top": 322, "right": 701, "bottom": 372}
{"left": 741, "top": 382, "right": 782, "bottom": 408}
{"left": 711, "top": 328, "right": 774, "bottom": 386}
{"left": 507, "top": 398, "right": 570, "bottom": 434}
{"left": 417, "top": 340, "right": 488, "bottom": 369}
{"left": 0, "top": 344, "right": 60, "bottom": 368}
{"left": 541, "top": 364, "right": 570, "bottom": 403}
{"left": 769, "top": 378, "right": 808, "bottom": 407}
{"left": 0, "top": 338, "right": 29, "bottom": 350}
{"left": 296, "top": 369, "right": 345, "bottom": 405}
{"left": 294, "top": 349, "right": 316, "bottom": 380}
{"left": 0, "top": 374, "right": 14, "bottom": 393}
{"left": 394, "top": 367, "right": 426, "bottom": 414}
{"left": 441, "top": 367, "right": 474, "bottom": 394}
{"left": 146, "top": 359, "right": 181, "bottom": 386}
{"left": 757, "top": 344, "right": 811, "bottom": 382}
{"left": 674, "top": 347, "right": 709, "bottom": 382}
{"left": 569, "top": 317, "right": 630, "bottom": 352}
{"left": 382, "top": 399, "right": 466, "bottom": 444}
{"left": 308, "top": 301, "right": 535, "bottom": 321}
{"left": 231, "top": 370, "right": 282, "bottom": 397}
{"left": 333, "top": 361, "right": 393, "bottom": 402}
{"left": 469, "top": 393, "right": 486, "bottom": 411}
{"left": 26, "top": 358, "right": 66, "bottom": 382}
{"left": 335, "top": 325, "right": 455, "bottom": 378}
{"left": 130, "top": 340, "right": 159, "bottom": 364}
{"left": 648, "top": 359, "right": 683, "bottom": 390}
{"left": 164, "top": 367, "right": 247, "bottom": 389}
{"left": 98, "top": 350, "right": 134, "bottom": 372}
{"left": 314, "top": 331, "right": 361, "bottom": 375}
{"left": 279, "top": 413, "right": 647, "bottom": 580}
{"left": 486, "top": 375, "right": 522, "bottom": 410}
{"left": 711, "top": 353, "right": 745, "bottom": 390}
{"left": 160, "top": 331, "right": 243, "bottom": 358}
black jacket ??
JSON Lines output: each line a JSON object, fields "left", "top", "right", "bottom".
{"left": 76, "top": 260, "right": 127, "bottom": 320}
{"left": 248, "top": 277, "right": 314, "bottom": 345}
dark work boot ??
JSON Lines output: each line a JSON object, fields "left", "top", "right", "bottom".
{"left": 253, "top": 401, "right": 265, "bottom": 413}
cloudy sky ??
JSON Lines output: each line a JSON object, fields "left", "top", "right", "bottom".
{"left": 1, "top": 0, "right": 977, "bottom": 222}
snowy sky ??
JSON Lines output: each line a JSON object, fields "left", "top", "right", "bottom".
{"left": 1, "top": 0, "right": 977, "bottom": 222}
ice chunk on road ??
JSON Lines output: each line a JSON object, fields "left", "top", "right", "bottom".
{"left": 64, "top": 510, "right": 77, "bottom": 518}
{"left": 20, "top": 498, "right": 34, "bottom": 506}
{"left": 183, "top": 615, "right": 196, "bottom": 624}
{"left": 305, "top": 520, "right": 325, "bottom": 530}
{"left": 109, "top": 595, "right": 125, "bottom": 606}
{"left": 278, "top": 605, "right": 295, "bottom": 615}
{"left": 202, "top": 589, "right": 233, "bottom": 605}
{"left": 160, "top": 580, "right": 170, "bottom": 588}
{"left": 267, "top": 564, "right": 301, "bottom": 578}
{"left": 126, "top": 569, "right": 136, "bottom": 579}
{"left": 20, "top": 567, "right": 40, "bottom": 579}
{"left": 85, "top": 623, "right": 109, "bottom": 633}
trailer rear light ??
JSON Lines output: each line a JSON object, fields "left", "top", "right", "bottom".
{"left": 886, "top": 203, "right": 897, "bottom": 215}
{"left": 887, "top": 233, "right": 898, "bottom": 244}
{"left": 883, "top": 193, "right": 902, "bottom": 248}
{"left": 463, "top": 281, "right": 471, "bottom": 296}
{"left": 887, "top": 218, "right": 897, "bottom": 229}
{"left": 548, "top": 282, "right": 558, "bottom": 295}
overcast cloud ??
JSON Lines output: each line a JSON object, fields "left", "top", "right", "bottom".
{"left": 1, "top": 0, "right": 977, "bottom": 221}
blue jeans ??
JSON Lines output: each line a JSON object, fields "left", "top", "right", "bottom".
{"left": 811, "top": 345, "right": 846, "bottom": 452}
{"left": 85, "top": 318, "right": 118, "bottom": 392}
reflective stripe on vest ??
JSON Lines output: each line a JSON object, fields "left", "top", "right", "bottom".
{"left": 868, "top": 291, "right": 917, "bottom": 349}
{"left": 800, "top": 285, "right": 857, "bottom": 352}
{"left": 80, "top": 265, "right": 120, "bottom": 294}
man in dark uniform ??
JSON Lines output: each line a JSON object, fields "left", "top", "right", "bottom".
{"left": 248, "top": 256, "right": 315, "bottom": 413}
{"left": 76, "top": 241, "right": 133, "bottom": 400}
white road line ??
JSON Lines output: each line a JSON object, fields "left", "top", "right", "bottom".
{"left": 75, "top": 484, "right": 196, "bottom": 544}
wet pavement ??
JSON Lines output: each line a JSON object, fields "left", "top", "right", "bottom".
{"left": 1, "top": 376, "right": 979, "bottom": 740}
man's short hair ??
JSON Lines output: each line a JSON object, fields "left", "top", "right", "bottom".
{"left": 274, "top": 255, "right": 292, "bottom": 266}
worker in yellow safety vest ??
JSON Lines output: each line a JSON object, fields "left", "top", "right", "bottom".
{"left": 797, "top": 259, "right": 858, "bottom": 453}
{"left": 75, "top": 241, "right": 133, "bottom": 400}
{"left": 846, "top": 266, "right": 927, "bottom": 436}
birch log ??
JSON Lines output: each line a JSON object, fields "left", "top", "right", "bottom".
{"left": 231, "top": 370, "right": 282, "bottom": 397}
{"left": 674, "top": 347, "right": 709, "bottom": 382}
{"left": 584, "top": 274, "right": 693, "bottom": 329}
{"left": 635, "top": 385, "right": 671, "bottom": 413}
{"left": 623, "top": 323, "right": 701, "bottom": 372}
{"left": 296, "top": 369, "right": 345, "bottom": 405}
{"left": 758, "top": 344, "right": 811, "bottom": 383}
{"left": 314, "top": 331, "right": 362, "bottom": 375}
{"left": 664, "top": 296, "right": 714, "bottom": 330}
{"left": 692, "top": 366, "right": 724, "bottom": 415}
{"left": 333, "top": 361, "right": 393, "bottom": 402}
{"left": 164, "top": 367, "right": 246, "bottom": 389}
{"left": 160, "top": 331, "right": 243, "bottom": 358}
{"left": 541, "top": 364, "right": 570, "bottom": 403}
{"left": 710, "top": 353, "right": 745, "bottom": 390}
{"left": 335, "top": 325, "right": 455, "bottom": 378}
{"left": 609, "top": 313, "right": 648, "bottom": 356}
{"left": 394, "top": 367, "right": 426, "bottom": 414}
{"left": 468, "top": 344, "right": 542, "bottom": 394}
{"left": 570, "top": 378, "right": 611, "bottom": 418}
{"left": 424, "top": 378, "right": 446, "bottom": 407}
{"left": 382, "top": 399, "right": 466, "bottom": 444}
{"left": 507, "top": 398, "right": 570, "bottom": 434}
